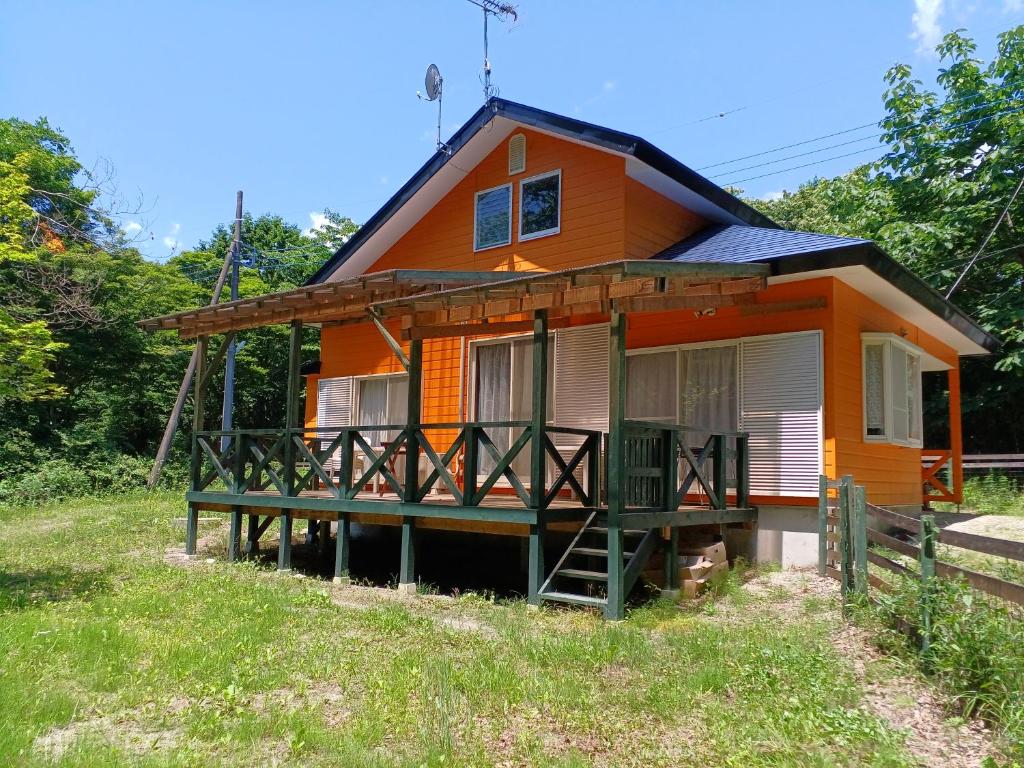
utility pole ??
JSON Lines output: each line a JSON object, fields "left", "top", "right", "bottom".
{"left": 146, "top": 232, "right": 234, "bottom": 489}
{"left": 220, "top": 191, "right": 243, "bottom": 449}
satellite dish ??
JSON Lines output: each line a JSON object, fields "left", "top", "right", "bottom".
{"left": 424, "top": 64, "right": 442, "bottom": 101}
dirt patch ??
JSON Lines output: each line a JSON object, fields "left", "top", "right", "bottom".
{"left": 728, "top": 569, "right": 996, "bottom": 767}
{"left": 34, "top": 713, "right": 182, "bottom": 761}
{"left": 944, "top": 514, "right": 1024, "bottom": 542}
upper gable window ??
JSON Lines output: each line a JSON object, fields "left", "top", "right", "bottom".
{"left": 474, "top": 183, "right": 512, "bottom": 251}
{"left": 519, "top": 170, "right": 561, "bottom": 241}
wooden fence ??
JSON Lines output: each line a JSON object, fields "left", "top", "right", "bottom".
{"left": 819, "top": 475, "right": 1024, "bottom": 649}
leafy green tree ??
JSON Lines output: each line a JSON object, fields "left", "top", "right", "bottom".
{"left": 752, "top": 26, "right": 1024, "bottom": 452}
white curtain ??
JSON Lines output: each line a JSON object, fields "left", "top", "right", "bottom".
{"left": 386, "top": 376, "right": 409, "bottom": 442}
{"left": 681, "top": 345, "right": 738, "bottom": 487}
{"left": 475, "top": 344, "right": 511, "bottom": 473}
{"left": 864, "top": 344, "right": 886, "bottom": 436}
{"left": 357, "top": 378, "right": 388, "bottom": 447}
{"left": 626, "top": 351, "right": 677, "bottom": 421}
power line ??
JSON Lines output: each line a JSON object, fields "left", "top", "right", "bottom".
{"left": 947, "top": 172, "right": 1024, "bottom": 298}
{"left": 710, "top": 102, "right": 1024, "bottom": 180}
{"left": 699, "top": 78, "right": 1024, "bottom": 174}
{"left": 721, "top": 105, "right": 1024, "bottom": 186}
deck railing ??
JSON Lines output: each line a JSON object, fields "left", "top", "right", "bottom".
{"left": 191, "top": 422, "right": 603, "bottom": 511}
{"left": 622, "top": 420, "right": 750, "bottom": 511}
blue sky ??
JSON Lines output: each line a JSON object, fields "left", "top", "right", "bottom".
{"left": 3, "top": 0, "right": 1022, "bottom": 260}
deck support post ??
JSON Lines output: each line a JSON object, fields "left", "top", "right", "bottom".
{"left": 278, "top": 515, "right": 293, "bottom": 572}
{"left": 605, "top": 309, "right": 627, "bottom": 620}
{"left": 279, "top": 320, "right": 303, "bottom": 573}
{"left": 399, "top": 515, "right": 416, "bottom": 593}
{"left": 527, "top": 522, "right": 546, "bottom": 606}
{"left": 318, "top": 519, "right": 330, "bottom": 558}
{"left": 404, "top": 338, "right": 423, "bottom": 502}
{"left": 185, "top": 335, "right": 210, "bottom": 557}
{"left": 245, "top": 513, "right": 260, "bottom": 555}
{"left": 663, "top": 527, "right": 679, "bottom": 596}
{"left": 228, "top": 507, "right": 243, "bottom": 561}
{"left": 305, "top": 519, "right": 318, "bottom": 546}
{"left": 398, "top": 339, "right": 422, "bottom": 593}
{"left": 333, "top": 512, "right": 351, "bottom": 584}
{"left": 528, "top": 310, "right": 549, "bottom": 605}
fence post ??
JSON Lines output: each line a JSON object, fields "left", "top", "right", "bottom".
{"left": 919, "top": 514, "right": 937, "bottom": 655}
{"left": 838, "top": 474, "right": 854, "bottom": 606}
{"left": 853, "top": 484, "right": 868, "bottom": 595}
{"left": 818, "top": 475, "right": 828, "bottom": 577}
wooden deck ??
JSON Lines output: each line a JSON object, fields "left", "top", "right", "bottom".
{"left": 190, "top": 486, "right": 755, "bottom": 536}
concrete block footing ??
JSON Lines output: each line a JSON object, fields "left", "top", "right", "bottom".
{"left": 397, "top": 582, "right": 417, "bottom": 596}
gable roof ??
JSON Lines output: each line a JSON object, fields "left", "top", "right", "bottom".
{"left": 655, "top": 225, "right": 998, "bottom": 355}
{"left": 308, "top": 98, "right": 777, "bottom": 284}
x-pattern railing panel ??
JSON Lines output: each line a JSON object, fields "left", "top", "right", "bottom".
{"left": 350, "top": 431, "right": 405, "bottom": 498}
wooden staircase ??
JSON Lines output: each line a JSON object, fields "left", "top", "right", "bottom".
{"left": 538, "top": 513, "right": 661, "bottom": 611}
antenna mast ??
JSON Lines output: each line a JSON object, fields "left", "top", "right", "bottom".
{"left": 466, "top": 0, "right": 517, "bottom": 102}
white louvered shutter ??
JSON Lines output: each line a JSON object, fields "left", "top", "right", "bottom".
{"left": 740, "top": 332, "right": 822, "bottom": 496}
{"left": 554, "top": 324, "right": 609, "bottom": 433}
{"left": 316, "top": 377, "right": 352, "bottom": 471}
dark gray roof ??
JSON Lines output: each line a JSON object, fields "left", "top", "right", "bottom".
{"left": 654, "top": 224, "right": 870, "bottom": 263}
{"left": 654, "top": 224, "right": 997, "bottom": 353}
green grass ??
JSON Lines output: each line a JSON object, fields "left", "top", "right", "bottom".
{"left": 941, "top": 475, "right": 1024, "bottom": 517}
{"left": 0, "top": 493, "right": 923, "bottom": 767}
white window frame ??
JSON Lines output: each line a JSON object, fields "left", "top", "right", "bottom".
{"left": 352, "top": 372, "right": 410, "bottom": 448}
{"left": 473, "top": 182, "right": 512, "bottom": 252}
{"left": 861, "top": 333, "right": 924, "bottom": 448}
{"left": 518, "top": 169, "right": 561, "bottom": 242}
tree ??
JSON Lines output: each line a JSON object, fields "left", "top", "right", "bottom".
{"left": 751, "top": 26, "right": 1024, "bottom": 452}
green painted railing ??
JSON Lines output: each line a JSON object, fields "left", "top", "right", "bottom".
{"left": 191, "top": 422, "right": 602, "bottom": 511}
{"left": 621, "top": 420, "right": 750, "bottom": 511}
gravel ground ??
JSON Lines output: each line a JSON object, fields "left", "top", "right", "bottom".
{"left": 733, "top": 569, "right": 998, "bottom": 767}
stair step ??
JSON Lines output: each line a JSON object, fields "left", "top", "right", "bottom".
{"left": 588, "top": 526, "right": 648, "bottom": 537}
{"left": 572, "top": 546, "right": 636, "bottom": 558}
{"left": 539, "top": 590, "right": 607, "bottom": 608}
{"left": 557, "top": 568, "right": 609, "bottom": 581}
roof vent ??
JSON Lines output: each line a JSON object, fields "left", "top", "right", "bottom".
{"left": 508, "top": 134, "right": 526, "bottom": 175}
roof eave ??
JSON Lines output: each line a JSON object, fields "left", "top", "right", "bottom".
{"left": 764, "top": 242, "right": 999, "bottom": 354}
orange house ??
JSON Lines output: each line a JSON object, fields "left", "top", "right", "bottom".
{"left": 143, "top": 99, "right": 996, "bottom": 618}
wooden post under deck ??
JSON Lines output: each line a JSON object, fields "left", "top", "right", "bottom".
{"left": 948, "top": 365, "right": 964, "bottom": 505}
{"left": 399, "top": 338, "right": 422, "bottom": 593}
{"left": 605, "top": 310, "right": 627, "bottom": 620}
{"left": 279, "top": 320, "right": 302, "bottom": 572}
{"left": 334, "top": 512, "right": 351, "bottom": 584}
{"left": 528, "top": 310, "right": 549, "bottom": 605}
{"left": 185, "top": 335, "right": 209, "bottom": 557}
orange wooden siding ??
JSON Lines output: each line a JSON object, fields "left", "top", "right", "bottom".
{"left": 304, "top": 125, "right": 957, "bottom": 511}
{"left": 829, "top": 279, "right": 958, "bottom": 507}
{"left": 624, "top": 177, "right": 704, "bottom": 259}
{"left": 368, "top": 128, "right": 632, "bottom": 274}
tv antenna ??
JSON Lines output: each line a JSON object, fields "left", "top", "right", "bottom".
{"left": 466, "top": 0, "right": 517, "bottom": 103}
{"left": 417, "top": 63, "right": 446, "bottom": 153}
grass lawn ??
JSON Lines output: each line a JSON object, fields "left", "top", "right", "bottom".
{"left": 0, "top": 494, "right": 943, "bottom": 766}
